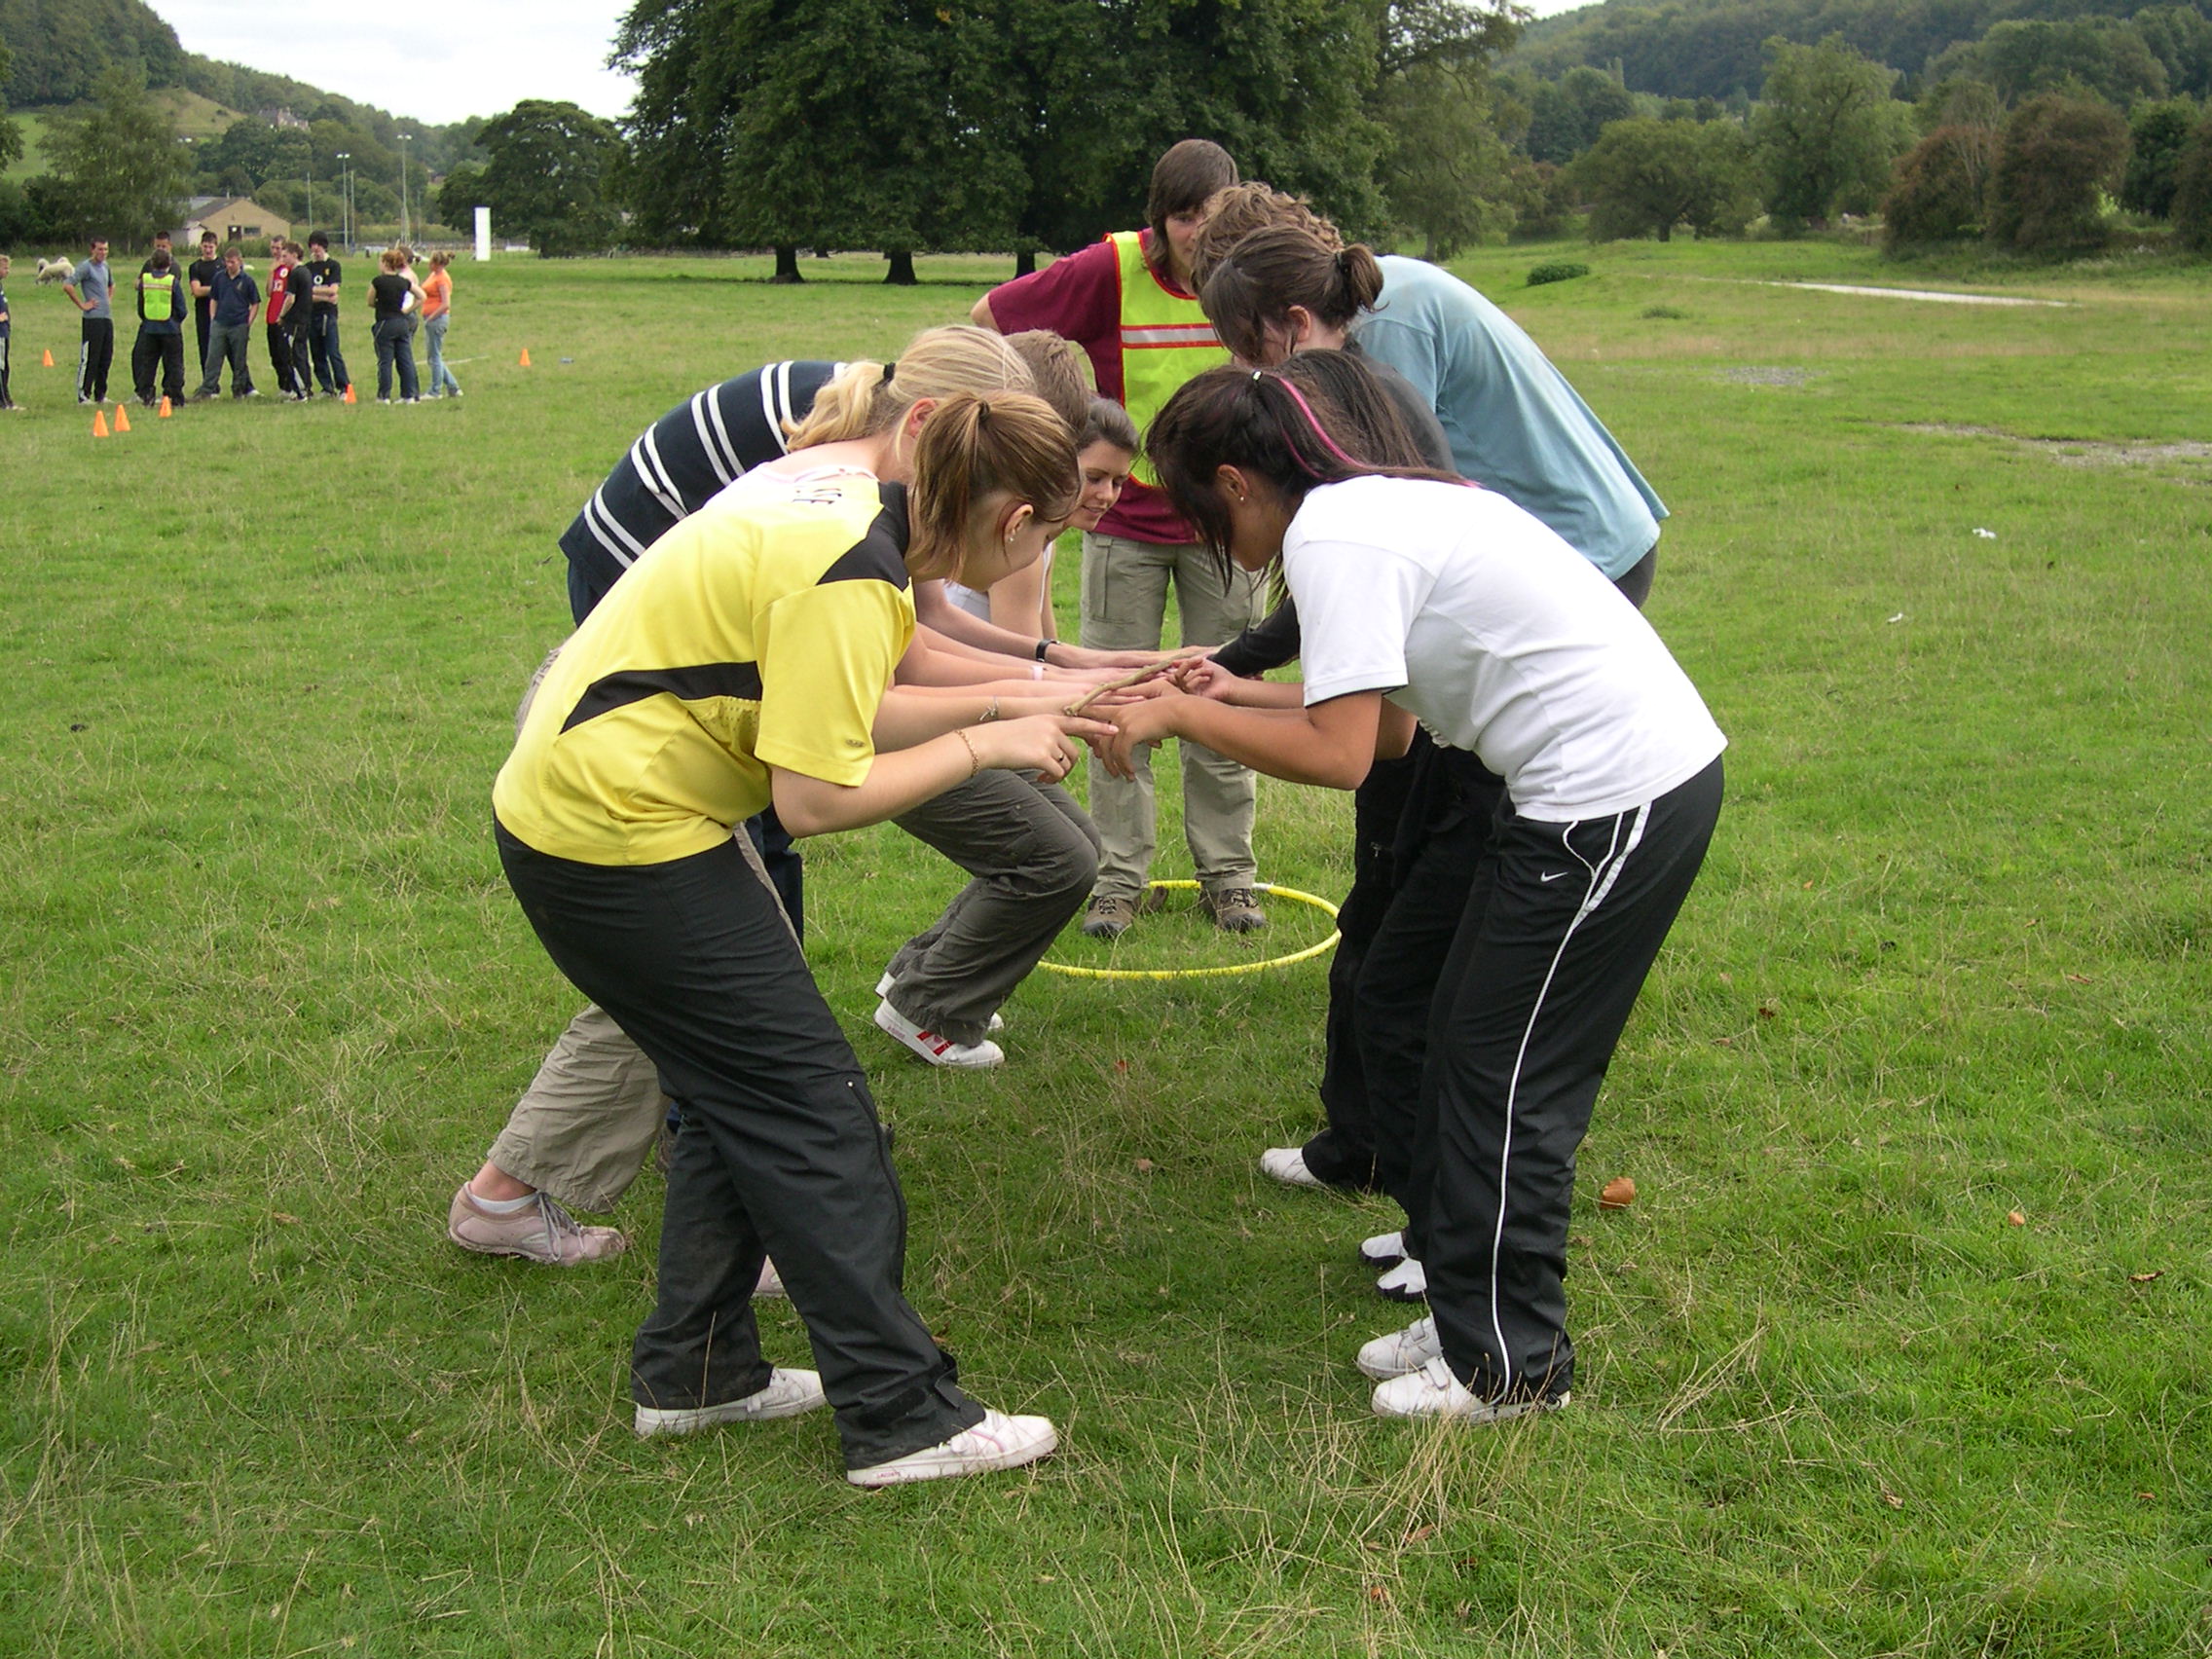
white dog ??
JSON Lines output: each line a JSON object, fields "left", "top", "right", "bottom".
{"left": 36, "top": 257, "right": 75, "bottom": 284}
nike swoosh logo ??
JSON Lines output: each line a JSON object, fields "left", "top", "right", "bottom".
{"left": 1541, "top": 871, "right": 1568, "bottom": 882}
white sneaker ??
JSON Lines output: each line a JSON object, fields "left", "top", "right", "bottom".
{"left": 873, "top": 999, "right": 1004, "bottom": 1068}
{"left": 1258, "top": 1146, "right": 1325, "bottom": 1188}
{"left": 875, "top": 971, "right": 1002, "bottom": 1032}
{"left": 846, "top": 1407, "right": 1058, "bottom": 1487}
{"left": 634, "top": 1367, "right": 827, "bottom": 1436}
{"left": 1356, "top": 1314, "right": 1442, "bottom": 1380}
{"left": 1376, "top": 1256, "right": 1427, "bottom": 1302}
{"left": 1359, "top": 1230, "right": 1407, "bottom": 1268}
{"left": 1371, "top": 1356, "right": 1569, "bottom": 1423}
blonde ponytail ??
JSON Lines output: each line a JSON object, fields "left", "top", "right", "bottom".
{"left": 785, "top": 324, "right": 1036, "bottom": 449}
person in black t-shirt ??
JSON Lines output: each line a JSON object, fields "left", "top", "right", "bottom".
{"left": 185, "top": 231, "right": 221, "bottom": 378}
{"left": 369, "top": 247, "right": 420, "bottom": 402}
{"left": 301, "top": 232, "right": 350, "bottom": 394}
{"left": 281, "top": 248, "right": 316, "bottom": 399}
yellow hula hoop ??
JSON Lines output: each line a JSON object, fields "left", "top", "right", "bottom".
{"left": 1035, "top": 880, "right": 1341, "bottom": 981}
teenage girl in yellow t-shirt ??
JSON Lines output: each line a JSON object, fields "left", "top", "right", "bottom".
{"left": 493, "top": 392, "right": 1112, "bottom": 1488}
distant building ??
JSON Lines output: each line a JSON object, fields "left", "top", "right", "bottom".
{"left": 256, "top": 107, "right": 312, "bottom": 131}
{"left": 178, "top": 197, "right": 294, "bottom": 246}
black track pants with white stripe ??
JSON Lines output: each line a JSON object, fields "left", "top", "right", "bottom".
{"left": 1412, "top": 757, "right": 1722, "bottom": 1403}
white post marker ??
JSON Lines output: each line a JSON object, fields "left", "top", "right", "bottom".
{"left": 474, "top": 207, "right": 492, "bottom": 264}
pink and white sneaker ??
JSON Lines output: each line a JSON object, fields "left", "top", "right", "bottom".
{"left": 846, "top": 1407, "right": 1058, "bottom": 1487}
{"left": 873, "top": 999, "right": 1005, "bottom": 1069}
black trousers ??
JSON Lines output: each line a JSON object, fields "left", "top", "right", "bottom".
{"left": 78, "top": 317, "right": 114, "bottom": 401}
{"left": 1354, "top": 747, "right": 1503, "bottom": 1219}
{"left": 1304, "top": 544, "right": 1661, "bottom": 1202}
{"left": 0, "top": 332, "right": 14, "bottom": 406}
{"left": 1416, "top": 758, "right": 1721, "bottom": 1401}
{"left": 1295, "top": 736, "right": 1422, "bottom": 1190}
{"left": 130, "top": 330, "right": 185, "bottom": 405}
{"left": 268, "top": 323, "right": 304, "bottom": 397}
{"left": 494, "top": 823, "right": 982, "bottom": 1468}
{"left": 283, "top": 316, "right": 314, "bottom": 396}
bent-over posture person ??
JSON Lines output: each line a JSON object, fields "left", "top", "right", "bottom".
{"left": 494, "top": 388, "right": 1104, "bottom": 1482}
{"left": 976, "top": 138, "right": 1272, "bottom": 940}
{"left": 1110, "top": 363, "right": 1722, "bottom": 1422}
{"left": 1195, "top": 211, "right": 1674, "bottom": 1307}
{"left": 450, "top": 329, "right": 1139, "bottom": 1269}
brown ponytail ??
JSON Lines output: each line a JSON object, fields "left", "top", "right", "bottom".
{"left": 1198, "top": 223, "right": 1385, "bottom": 364}
{"left": 906, "top": 391, "right": 1079, "bottom": 581}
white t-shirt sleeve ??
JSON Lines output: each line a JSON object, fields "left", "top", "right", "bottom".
{"left": 1286, "top": 535, "right": 1434, "bottom": 706}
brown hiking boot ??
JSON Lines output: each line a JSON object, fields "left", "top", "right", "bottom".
{"left": 1200, "top": 885, "right": 1268, "bottom": 934}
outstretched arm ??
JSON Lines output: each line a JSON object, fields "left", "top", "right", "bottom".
{"left": 1098, "top": 687, "right": 1407, "bottom": 792}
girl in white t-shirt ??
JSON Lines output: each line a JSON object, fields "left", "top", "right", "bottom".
{"left": 1106, "top": 362, "right": 1726, "bottom": 1424}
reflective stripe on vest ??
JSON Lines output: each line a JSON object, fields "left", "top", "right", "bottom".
{"left": 1111, "top": 231, "right": 1228, "bottom": 484}
{"left": 138, "top": 273, "right": 175, "bottom": 322}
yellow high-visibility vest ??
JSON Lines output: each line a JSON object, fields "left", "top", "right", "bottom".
{"left": 1111, "top": 231, "right": 1228, "bottom": 484}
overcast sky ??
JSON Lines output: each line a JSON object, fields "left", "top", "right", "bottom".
{"left": 160, "top": 0, "right": 1598, "bottom": 129}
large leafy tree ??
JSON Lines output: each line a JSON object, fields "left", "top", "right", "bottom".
{"left": 1372, "top": 1, "right": 1525, "bottom": 257}
{"left": 2170, "top": 108, "right": 2212, "bottom": 251}
{"left": 1881, "top": 124, "right": 1999, "bottom": 248}
{"left": 2121, "top": 97, "right": 2197, "bottom": 217}
{"left": 1570, "top": 114, "right": 1758, "bottom": 241}
{"left": 615, "top": 0, "right": 1393, "bottom": 274}
{"left": 1986, "top": 92, "right": 2128, "bottom": 253}
{"left": 39, "top": 65, "right": 190, "bottom": 241}
{"left": 1377, "top": 62, "right": 1517, "bottom": 257}
{"left": 1751, "top": 34, "right": 1913, "bottom": 231}
{"left": 477, "top": 99, "right": 625, "bottom": 256}
{"left": 1518, "top": 64, "right": 1636, "bottom": 166}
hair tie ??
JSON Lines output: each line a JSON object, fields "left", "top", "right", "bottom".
{"left": 881, "top": 361, "right": 897, "bottom": 385}
{"left": 977, "top": 399, "right": 993, "bottom": 425}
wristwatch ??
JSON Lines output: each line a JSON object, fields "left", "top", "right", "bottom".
{"left": 1033, "top": 639, "right": 1052, "bottom": 661}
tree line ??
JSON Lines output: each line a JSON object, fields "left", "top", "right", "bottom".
{"left": 1513, "top": 0, "right": 2212, "bottom": 107}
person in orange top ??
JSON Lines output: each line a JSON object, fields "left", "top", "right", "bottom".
{"left": 423, "top": 250, "right": 461, "bottom": 398}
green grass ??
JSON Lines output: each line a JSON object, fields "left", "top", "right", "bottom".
{"left": 4, "top": 240, "right": 2209, "bottom": 1656}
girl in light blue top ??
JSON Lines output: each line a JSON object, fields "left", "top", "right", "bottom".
{"left": 1198, "top": 221, "right": 1666, "bottom": 602}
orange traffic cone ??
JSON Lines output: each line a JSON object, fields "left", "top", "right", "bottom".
{"left": 343, "top": 383, "right": 357, "bottom": 404}
{"left": 42, "top": 349, "right": 55, "bottom": 367}
{"left": 158, "top": 396, "right": 173, "bottom": 418}
{"left": 113, "top": 404, "right": 131, "bottom": 432}
{"left": 519, "top": 348, "right": 532, "bottom": 367}
{"left": 92, "top": 410, "right": 110, "bottom": 438}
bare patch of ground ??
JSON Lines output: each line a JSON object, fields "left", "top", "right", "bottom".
{"left": 1776, "top": 282, "right": 2072, "bottom": 308}
{"left": 1899, "top": 423, "right": 2212, "bottom": 467}
{"left": 1712, "top": 366, "right": 1818, "bottom": 387}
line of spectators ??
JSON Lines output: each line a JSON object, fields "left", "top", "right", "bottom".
{"left": 0, "top": 231, "right": 464, "bottom": 415}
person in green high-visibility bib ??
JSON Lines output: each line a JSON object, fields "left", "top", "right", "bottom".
{"left": 973, "top": 139, "right": 1271, "bottom": 942}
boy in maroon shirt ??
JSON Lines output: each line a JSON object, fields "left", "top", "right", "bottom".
{"left": 973, "top": 140, "right": 1269, "bottom": 938}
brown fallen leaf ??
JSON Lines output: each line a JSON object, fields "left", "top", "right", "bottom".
{"left": 272, "top": 1212, "right": 301, "bottom": 1225}
{"left": 2065, "top": 973, "right": 2092, "bottom": 984}
{"left": 1134, "top": 1158, "right": 1156, "bottom": 1173}
{"left": 1403, "top": 1524, "right": 1436, "bottom": 1544}
{"left": 1599, "top": 1175, "right": 1637, "bottom": 1210}
{"left": 1756, "top": 1005, "right": 1777, "bottom": 1019}
{"left": 2006, "top": 1209, "right": 2026, "bottom": 1227}
{"left": 2128, "top": 1271, "right": 2163, "bottom": 1284}
{"left": 1881, "top": 1490, "right": 1904, "bottom": 1510}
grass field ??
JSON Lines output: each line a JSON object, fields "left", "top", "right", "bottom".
{"left": 3, "top": 239, "right": 2209, "bottom": 1656}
